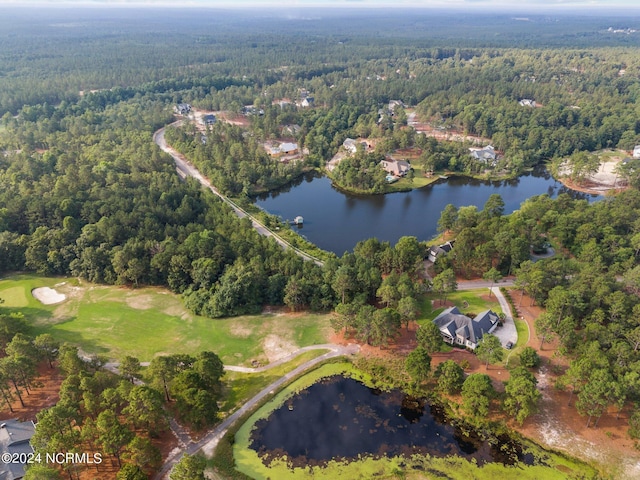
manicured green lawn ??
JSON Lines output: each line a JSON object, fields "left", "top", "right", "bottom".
{"left": 0, "top": 274, "right": 331, "bottom": 364}
{"left": 387, "top": 165, "right": 441, "bottom": 192}
{"left": 419, "top": 289, "right": 504, "bottom": 325}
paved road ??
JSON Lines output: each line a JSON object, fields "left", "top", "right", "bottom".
{"left": 223, "top": 344, "right": 341, "bottom": 373}
{"left": 457, "top": 278, "right": 515, "bottom": 290}
{"left": 490, "top": 286, "right": 518, "bottom": 348}
{"left": 153, "top": 126, "right": 323, "bottom": 267}
{"left": 452, "top": 280, "right": 518, "bottom": 348}
{"left": 153, "top": 343, "right": 359, "bottom": 480}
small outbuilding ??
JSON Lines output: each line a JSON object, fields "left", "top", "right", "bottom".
{"left": 202, "top": 114, "right": 216, "bottom": 126}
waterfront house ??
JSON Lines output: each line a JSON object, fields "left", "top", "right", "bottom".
{"left": 469, "top": 145, "right": 497, "bottom": 163}
{"left": 264, "top": 142, "right": 299, "bottom": 157}
{"left": 427, "top": 240, "right": 455, "bottom": 263}
{"left": 380, "top": 159, "right": 410, "bottom": 177}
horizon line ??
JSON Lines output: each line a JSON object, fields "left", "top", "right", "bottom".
{"left": 1, "top": 1, "right": 640, "bottom": 13}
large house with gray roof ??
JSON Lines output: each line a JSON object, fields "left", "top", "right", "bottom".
{"left": 433, "top": 306, "right": 499, "bottom": 350}
{"left": 468, "top": 145, "right": 497, "bottom": 163}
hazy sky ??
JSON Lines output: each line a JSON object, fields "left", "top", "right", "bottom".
{"left": 1, "top": 0, "right": 640, "bottom": 10}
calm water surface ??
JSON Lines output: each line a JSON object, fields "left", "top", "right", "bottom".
{"left": 255, "top": 170, "right": 599, "bottom": 254}
{"left": 250, "top": 376, "right": 535, "bottom": 467}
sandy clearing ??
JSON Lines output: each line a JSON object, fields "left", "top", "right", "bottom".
{"left": 558, "top": 152, "right": 629, "bottom": 194}
{"left": 32, "top": 287, "right": 66, "bottom": 305}
{"left": 262, "top": 334, "right": 298, "bottom": 363}
{"left": 125, "top": 294, "right": 153, "bottom": 310}
{"left": 229, "top": 323, "right": 254, "bottom": 338}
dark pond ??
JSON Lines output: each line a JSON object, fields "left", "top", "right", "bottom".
{"left": 254, "top": 169, "right": 600, "bottom": 255}
{"left": 250, "top": 376, "right": 536, "bottom": 468}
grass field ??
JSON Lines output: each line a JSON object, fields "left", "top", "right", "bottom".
{"left": 0, "top": 274, "right": 331, "bottom": 364}
{"left": 387, "top": 165, "right": 441, "bottom": 192}
{"left": 418, "top": 289, "right": 504, "bottom": 325}
{"left": 221, "top": 350, "right": 329, "bottom": 414}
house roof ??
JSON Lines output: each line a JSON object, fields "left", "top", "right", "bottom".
{"left": 0, "top": 420, "right": 35, "bottom": 480}
{"left": 280, "top": 142, "right": 298, "bottom": 152}
{"left": 380, "top": 159, "right": 410, "bottom": 176}
{"left": 343, "top": 138, "right": 357, "bottom": 152}
{"left": 0, "top": 420, "right": 34, "bottom": 446}
{"left": 429, "top": 240, "right": 455, "bottom": 258}
{"left": 433, "top": 307, "right": 498, "bottom": 346}
{"left": 265, "top": 142, "right": 298, "bottom": 155}
{"left": 469, "top": 145, "right": 496, "bottom": 161}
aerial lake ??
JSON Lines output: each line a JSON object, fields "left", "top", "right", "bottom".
{"left": 249, "top": 375, "right": 535, "bottom": 467}
{"left": 254, "top": 169, "right": 600, "bottom": 254}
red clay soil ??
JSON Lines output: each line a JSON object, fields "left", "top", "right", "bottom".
{"left": 0, "top": 362, "right": 177, "bottom": 480}
{"left": 217, "top": 111, "right": 250, "bottom": 127}
{"left": 506, "top": 291, "right": 640, "bottom": 477}
{"left": 0, "top": 362, "right": 63, "bottom": 423}
{"left": 334, "top": 291, "right": 640, "bottom": 476}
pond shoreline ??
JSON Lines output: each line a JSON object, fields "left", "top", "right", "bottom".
{"left": 325, "top": 168, "right": 521, "bottom": 197}
{"left": 233, "top": 363, "right": 598, "bottom": 480}
{"left": 556, "top": 175, "right": 627, "bottom": 196}
{"left": 254, "top": 167, "right": 600, "bottom": 255}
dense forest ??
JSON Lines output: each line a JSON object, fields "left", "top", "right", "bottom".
{"left": 1, "top": 7, "right": 640, "bottom": 337}
{"left": 3, "top": 7, "right": 640, "bottom": 477}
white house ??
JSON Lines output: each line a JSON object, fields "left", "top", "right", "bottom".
{"left": 174, "top": 103, "right": 191, "bottom": 115}
{"left": 633, "top": 145, "right": 640, "bottom": 159}
{"left": 427, "top": 240, "right": 455, "bottom": 263}
{"left": 518, "top": 99, "right": 536, "bottom": 107}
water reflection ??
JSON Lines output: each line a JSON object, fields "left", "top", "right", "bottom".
{"left": 254, "top": 168, "right": 600, "bottom": 254}
{"left": 250, "top": 376, "right": 537, "bottom": 468}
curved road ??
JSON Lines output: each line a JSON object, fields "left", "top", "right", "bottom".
{"left": 151, "top": 124, "right": 522, "bottom": 477}
{"left": 153, "top": 126, "right": 323, "bottom": 267}
{"left": 154, "top": 343, "right": 359, "bottom": 479}
{"left": 149, "top": 280, "right": 518, "bottom": 478}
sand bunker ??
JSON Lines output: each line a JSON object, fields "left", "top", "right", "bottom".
{"left": 32, "top": 287, "right": 66, "bottom": 305}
